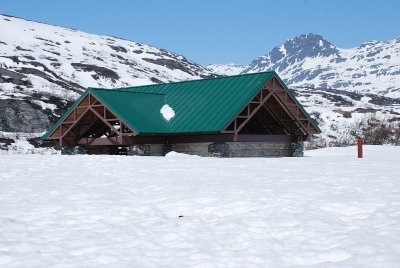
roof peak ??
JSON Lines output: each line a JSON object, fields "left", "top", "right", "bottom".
{"left": 93, "top": 71, "right": 276, "bottom": 91}
{"left": 89, "top": 87, "right": 165, "bottom": 96}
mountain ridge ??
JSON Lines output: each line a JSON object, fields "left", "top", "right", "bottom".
{"left": 243, "top": 33, "right": 400, "bottom": 98}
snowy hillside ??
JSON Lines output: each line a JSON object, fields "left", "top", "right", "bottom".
{"left": 206, "top": 63, "right": 248, "bottom": 76}
{"left": 291, "top": 86, "right": 400, "bottom": 146}
{"left": 0, "top": 14, "right": 216, "bottom": 133}
{"left": 244, "top": 34, "right": 400, "bottom": 98}
{"left": 0, "top": 14, "right": 215, "bottom": 93}
{"left": 1, "top": 146, "right": 400, "bottom": 267}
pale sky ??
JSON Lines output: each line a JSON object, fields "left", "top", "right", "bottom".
{"left": 2, "top": 0, "right": 399, "bottom": 65}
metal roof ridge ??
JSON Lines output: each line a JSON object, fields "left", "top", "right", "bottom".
{"left": 90, "top": 71, "right": 277, "bottom": 91}
{"left": 89, "top": 87, "right": 165, "bottom": 96}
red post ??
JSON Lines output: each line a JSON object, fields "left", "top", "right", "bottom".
{"left": 357, "top": 137, "right": 363, "bottom": 158}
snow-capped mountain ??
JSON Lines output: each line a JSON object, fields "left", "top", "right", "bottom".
{"left": 1, "top": 14, "right": 400, "bottom": 150}
{"left": 244, "top": 33, "right": 400, "bottom": 98}
{"left": 206, "top": 64, "right": 248, "bottom": 76}
{"left": 0, "top": 14, "right": 217, "bottom": 133}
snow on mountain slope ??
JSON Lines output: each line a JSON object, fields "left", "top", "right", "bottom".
{"left": 244, "top": 34, "right": 400, "bottom": 98}
{"left": 0, "top": 14, "right": 215, "bottom": 95}
{"left": 206, "top": 63, "right": 248, "bottom": 76}
{"left": 1, "top": 146, "right": 400, "bottom": 267}
{"left": 0, "top": 14, "right": 217, "bottom": 133}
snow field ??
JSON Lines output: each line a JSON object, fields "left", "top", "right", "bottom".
{"left": 0, "top": 146, "right": 399, "bottom": 267}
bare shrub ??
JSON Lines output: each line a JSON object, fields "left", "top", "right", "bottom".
{"left": 390, "top": 122, "right": 400, "bottom": 145}
{"left": 333, "top": 114, "right": 399, "bottom": 146}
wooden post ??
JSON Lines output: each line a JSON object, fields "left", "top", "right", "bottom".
{"left": 357, "top": 137, "right": 363, "bottom": 158}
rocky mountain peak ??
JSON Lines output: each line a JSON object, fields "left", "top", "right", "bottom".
{"left": 244, "top": 33, "right": 339, "bottom": 73}
{"left": 284, "top": 33, "right": 339, "bottom": 59}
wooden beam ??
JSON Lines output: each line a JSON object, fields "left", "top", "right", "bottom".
{"left": 225, "top": 91, "right": 275, "bottom": 134}
{"left": 270, "top": 93, "right": 309, "bottom": 135}
{"left": 262, "top": 104, "right": 292, "bottom": 135}
{"left": 76, "top": 117, "right": 101, "bottom": 140}
{"left": 59, "top": 106, "right": 91, "bottom": 139}
{"left": 89, "top": 107, "right": 120, "bottom": 135}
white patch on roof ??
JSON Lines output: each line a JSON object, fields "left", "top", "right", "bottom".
{"left": 160, "top": 104, "right": 175, "bottom": 121}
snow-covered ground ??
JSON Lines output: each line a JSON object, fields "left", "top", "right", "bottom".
{"left": 0, "top": 146, "right": 399, "bottom": 267}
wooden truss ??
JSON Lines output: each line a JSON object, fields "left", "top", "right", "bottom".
{"left": 222, "top": 76, "right": 318, "bottom": 140}
{"left": 48, "top": 92, "right": 136, "bottom": 146}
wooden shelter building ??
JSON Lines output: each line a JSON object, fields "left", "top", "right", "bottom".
{"left": 42, "top": 71, "right": 320, "bottom": 157}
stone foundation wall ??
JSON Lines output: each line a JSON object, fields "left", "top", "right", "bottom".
{"left": 226, "top": 142, "right": 290, "bottom": 157}
{"left": 169, "top": 143, "right": 209, "bottom": 157}
{"left": 127, "top": 144, "right": 164, "bottom": 156}
{"left": 163, "top": 141, "right": 300, "bottom": 157}
{"left": 74, "top": 141, "right": 302, "bottom": 157}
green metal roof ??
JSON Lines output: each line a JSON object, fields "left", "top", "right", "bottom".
{"left": 99, "top": 71, "right": 274, "bottom": 134}
{"left": 92, "top": 90, "right": 169, "bottom": 133}
{"left": 42, "top": 71, "right": 320, "bottom": 140}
